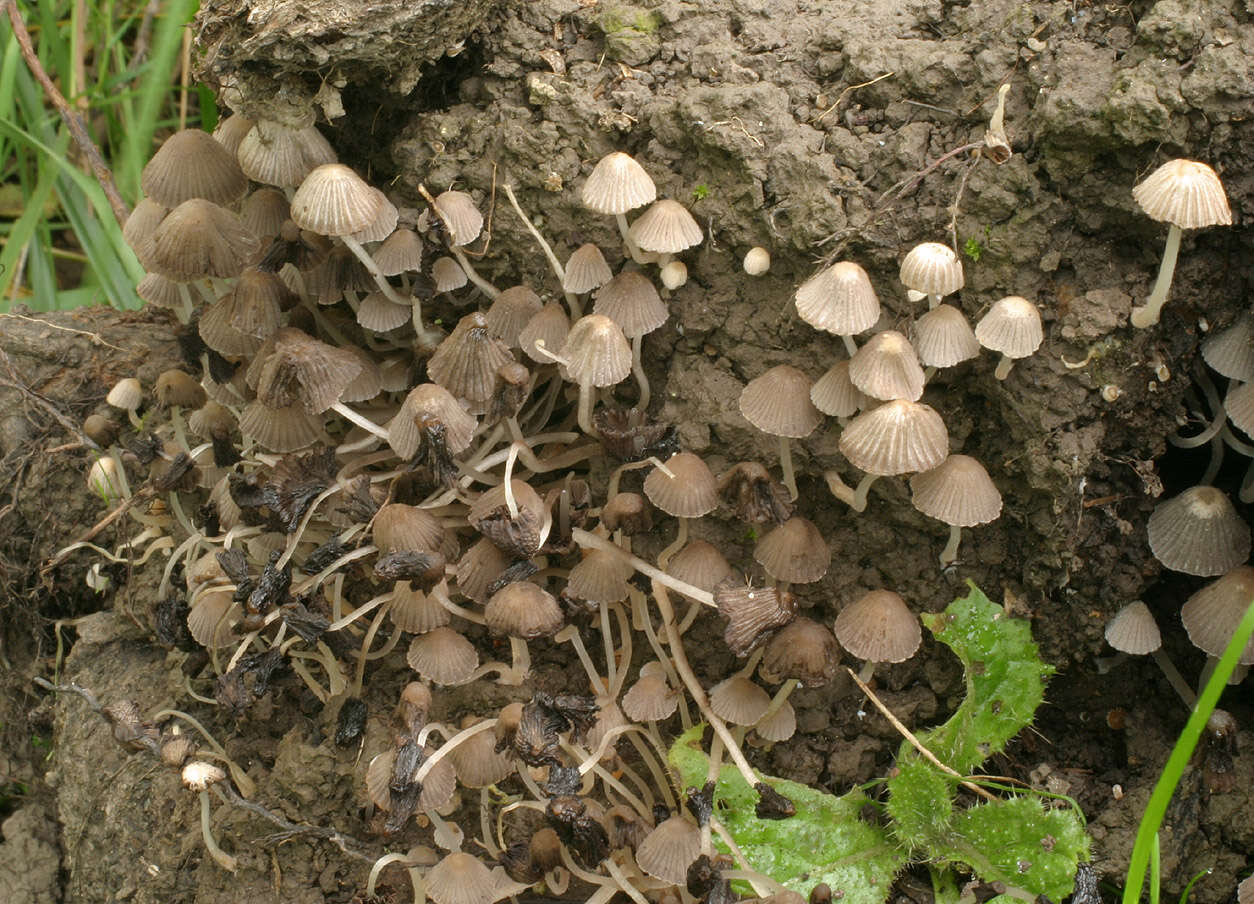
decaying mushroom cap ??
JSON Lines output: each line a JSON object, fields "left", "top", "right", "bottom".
{"left": 1132, "top": 159, "right": 1231, "bottom": 229}
{"left": 1104, "top": 601, "right": 1162, "bottom": 656}
{"left": 909, "top": 454, "right": 1003, "bottom": 528}
{"left": 485, "top": 581, "right": 564, "bottom": 640}
{"left": 975, "top": 296, "right": 1043, "bottom": 360}
{"left": 1181, "top": 566, "right": 1254, "bottom": 665}
{"left": 839, "top": 399, "right": 948, "bottom": 476}
{"left": 715, "top": 577, "right": 797, "bottom": 656}
{"left": 794, "top": 260, "right": 880, "bottom": 337}
{"left": 563, "top": 243, "right": 614, "bottom": 294}
{"left": 739, "top": 365, "right": 823, "bottom": 439}
{"left": 753, "top": 516, "right": 831, "bottom": 584}
{"left": 252, "top": 328, "right": 362, "bottom": 415}
{"left": 181, "top": 760, "right": 227, "bottom": 792}
{"left": 142, "top": 128, "right": 248, "bottom": 208}
{"left": 581, "top": 151, "right": 657, "bottom": 215}
{"left": 758, "top": 617, "right": 840, "bottom": 687}
{"left": 1147, "top": 486, "right": 1250, "bottom": 577}
{"left": 643, "top": 452, "right": 718, "bottom": 518}
{"left": 290, "top": 164, "right": 382, "bottom": 237}
{"left": 912, "top": 304, "right": 981, "bottom": 368}
{"left": 899, "top": 242, "right": 964, "bottom": 297}
{"left": 833, "top": 589, "right": 922, "bottom": 664}
{"left": 849, "top": 330, "right": 925, "bottom": 402}
{"left": 628, "top": 199, "right": 703, "bottom": 254}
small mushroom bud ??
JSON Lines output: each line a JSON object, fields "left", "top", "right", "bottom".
{"left": 83, "top": 413, "right": 117, "bottom": 446}
{"left": 743, "top": 246, "right": 771, "bottom": 276}
{"left": 182, "top": 761, "right": 237, "bottom": 872}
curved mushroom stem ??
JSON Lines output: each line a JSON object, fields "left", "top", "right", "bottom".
{"left": 631, "top": 333, "right": 650, "bottom": 410}
{"left": 366, "top": 853, "right": 418, "bottom": 898}
{"left": 503, "top": 443, "right": 521, "bottom": 519}
{"left": 555, "top": 625, "right": 609, "bottom": 695}
{"left": 939, "top": 524, "right": 964, "bottom": 567}
{"left": 1131, "top": 224, "right": 1182, "bottom": 328}
{"left": 449, "top": 245, "right": 500, "bottom": 299}
{"left": 851, "top": 473, "right": 879, "bottom": 512}
{"left": 330, "top": 402, "right": 391, "bottom": 440}
{"left": 658, "top": 516, "right": 688, "bottom": 571}
{"left": 198, "top": 788, "right": 238, "bottom": 872}
{"left": 761, "top": 678, "right": 799, "bottom": 721}
{"left": 505, "top": 637, "right": 531, "bottom": 685}
{"left": 1153, "top": 648, "right": 1198, "bottom": 709}
{"left": 615, "top": 213, "right": 649, "bottom": 265}
{"left": 823, "top": 470, "right": 857, "bottom": 507}
{"left": 577, "top": 379, "right": 597, "bottom": 437}
{"left": 415, "top": 718, "right": 498, "bottom": 784}
{"left": 778, "top": 435, "right": 798, "bottom": 501}
{"left": 338, "top": 234, "right": 410, "bottom": 307}
{"left": 993, "top": 354, "right": 1016, "bottom": 380}
{"left": 502, "top": 184, "right": 566, "bottom": 287}
{"left": 840, "top": 334, "right": 859, "bottom": 358}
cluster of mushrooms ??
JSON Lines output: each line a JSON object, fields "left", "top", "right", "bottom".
{"left": 70, "top": 110, "right": 1241, "bottom": 901}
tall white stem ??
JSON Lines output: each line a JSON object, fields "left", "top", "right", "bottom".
{"left": 1131, "top": 224, "right": 1182, "bottom": 328}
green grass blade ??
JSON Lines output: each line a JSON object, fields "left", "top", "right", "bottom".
{"left": 0, "top": 136, "right": 61, "bottom": 303}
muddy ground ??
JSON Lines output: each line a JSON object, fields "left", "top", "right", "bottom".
{"left": 2, "top": 0, "right": 1252, "bottom": 902}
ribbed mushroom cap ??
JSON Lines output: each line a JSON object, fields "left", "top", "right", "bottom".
{"left": 601, "top": 492, "right": 652, "bottom": 535}
{"left": 1147, "top": 486, "right": 1250, "bottom": 577}
{"left": 622, "top": 672, "right": 677, "bottom": 721}
{"left": 390, "top": 580, "right": 452, "bottom": 634}
{"left": 427, "top": 853, "right": 498, "bottom": 904}
{"left": 839, "top": 399, "right": 948, "bottom": 476}
{"left": 849, "top": 331, "right": 925, "bottom": 402}
{"left": 485, "top": 582, "right": 564, "bottom": 639}
{"left": 356, "top": 290, "right": 412, "bottom": 332}
{"left": 379, "top": 355, "right": 413, "bottom": 393}
{"left": 187, "top": 589, "right": 239, "bottom": 648}
{"left": 593, "top": 270, "right": 668, "bottom": 338}
{"left": 709, "top": 676, "right": 771, "bottom": 725}
{"left": 136, "top": 272, "right": 183, "bottom": 309}
{"left": 388, "top": 383, "right": 478, "bottom": 459}
{"left": 811, "top": 360, "right": 870, "bottom": 418}
{"left": 975, "top": 296, "right": 1043, "bottom": 359}
{"left": 628, "top": 199, "right": 703, "bottom": 253}
{"left": 237, "top": 121, "right": 337, "bottom": 188}
{"left": 794, "top": 261, "right": 881, "bottom": 336}
{"left": 240, "top": 188, "right": 290, "bottom": 240}
{"left": 1226, "top": 382, "right": 1254, "bottom": 437}
{"left": 375, "top": 503, "right": 445, "bottom": 554}
{"left": 754, "top": 516, "right": 831, "bottom": 583}
{"left": 912, "top": 304, "right": 981, "bottom": 368}
{"left": 141, "top": 128, "right": 248, "bottom": 208}
{"left": 560, "top": 314, "right": 632, "bottom": 387}
{"left": 909, "top": 454, "right": 1003, "bottom": 528}
{"left": 432, "top": 255, "right": 469, "bottom": 292}
{"left": 187, "top": 401, "right": 234, "bottom": 440}
{"left": 758, "top": 617, "right": 839, "bottom": 686}
{"left": 833, "top": 590, "right": 922, "bottom": 664}
{"left": 739, "top": 365, "right": 822, "bottom": 439}
{"left": 290, "top": 164, "right": 382, "bottom": 237}
{"left": 237, "top": 401, "right": 324, "bottom": 452}
{"left": 566, "top": 548, "right": 634, "bottom": 604}
{"left": 581, "top": 151, "right": 656, "bottom": 215}
{"left": 1132, "top": 159, "right": 1231, "bottom": 229}
{"left": 754, "top": 699, "right": 796, "bottom": 742}
{"left": 899, "top": 242, "right": 964, "bottom": 297}
{"left": 351, "top": 189, "right": 399, "bottom": 243}
{"left": 433, "top": 190, "right": 484, "bottom": 247}
{"left": 252, "top": 328, "right": 362, "bottom": 414}
{"left": 715, "top": 578, "right": 798, "bottom": 657}
{"left": 1201, "top": 314, "right": 1254, "bottom": 382}
{"left": 518, "top": 303, "right": 571, "bottom": 365}
{"left": 212, "top": 113, "right": 254, "bottom": 157}
{"left": 106, "top": 377, "right": 143, "bottom": 411}
{"left": 635, "top": 814, "right": 701, "bottom": 885}
{"left": 427, "top": 312, "right": 517, "bottom": 414}
{"left": 1181, "top": 566, "right": 1254, "bottom": 664}
{"left": 666, "top": 539, "right": 733, "bottom": 598}
{"left": 455, "top": 538, "right": 509, "bottom": 605}
{"left": 123, "top": 198, "right": 168, "bottom": 266}
{"left": 147, "top": 199, "right": 260, "bottom": 281}
{"left": 1104, "top": 601, "right": 1162, "bottom": 655}
{"left": 373, "top": 227, "right": 424, "bottom": 276}
{"left": 407, "top": 626, "right": 479, "bottom": 685}
{"left": 564, "top": 243, "right": 613, "bottom": 294}
{"left": 486, "top": 286, "right": 544, "bottom": 348}
{"left": 448, "top": 720, "right": 518, "bottom": 788}
{"left": 643, "top": 452, "right": 718, "bottom": 518}
{"left": 744, "top": 246, "right": 771, "bottom": 276}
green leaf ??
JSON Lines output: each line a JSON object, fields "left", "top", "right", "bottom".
{"left": 669, "top": 724, "right": 907, "bottom": 903}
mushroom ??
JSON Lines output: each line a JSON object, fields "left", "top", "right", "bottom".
{"left": 753, "top": 515, "right": 831, "bottom": 585}
{"left": 407, "top": 627, "right": 479, "bottom": 686}
{"left": 899, "top": 242, "right": 964, "bottom": 309}
{"left": 743, "top": 246, "right": 771, "bottom": 276}
{"left": 794, "top": 260, "right": 880, "bottom": 356}
{"left": 833, "top": 589, "right": 922, "bottom": 683}
{"left": 975, "top": 295, "right": 1043, "bottom": 380}
{"left": 182, "top": 761, "right": 237, "bottom": 872}
{"left": 593, "top": 271, "right": 669, "bottom": 409}
{"left": 848, "top": 330, "right": 925, "bottom": 402}
{"left": 642, "top": 452, "right": 719, "bottom": 566}
{"left": 828, "top": 398, "right": 949, "bottom": 512}
{"left": 1180, "top": 566, "right": 1254, "bottom": 672}
{"left": 912, "top": 304, "right": 981, "bottom": 377}
{"left": 484, "top": 581, "right": 565, "bottom": 684}
{"left": 1103, "top": 601, "right": 1196, "bottom": 709}
{"left": 909, "top": 454, "right": 1004, "bottom": 566}
{"left": 562, "top": 243, "right": 613, "bottom": 317}
{"left": 580, "top": 151, "right": 657, "bottom": 264}
{"left": 738, "top": 365, "right": 823, "bottom": 501}
{"left": 628, "top": 198, "right": 703, "bottom": 268}
{"left": 1130, "top": 159, "right": 1231, "bottom": 328}
{"left": 538, "top": 314, "right": 632, "bottom": 436}
{"left": 141, "top": 128, "right": 248, "bottom": 208}
{"left": 1147, "top": 486, "right": 1250, "bottom": 577}
{"left": 106, "top": 377, "right": 144, "bottom": 429}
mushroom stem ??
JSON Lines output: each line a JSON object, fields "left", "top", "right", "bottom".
{"left": 658, "top": 516, "right": 689, "bottom": 571}
{"left": 778, "top": 435, "right": 798, "bottom": 501}
{"left": 449, "top": 245, "right": 500, "bottom": 299}
{"left": 631, "top": 333, "right": 650, "bottom": 410}
{"left": 198, "top": 788, "right": 238, "bottom": 872}
{"left": 1153, "top": 649, "right": 1198, "bottom": 709}
{"left": 575, "top": 529, "right": 714, "bottom": 606}
{"left": 993, "top": 354, "right": 1015, "bottom": 380}
{"left": 502, "top": 184, "right": 566, "bottom": 286}
{"left": 577, "top": 379, "right": 597, "bottom": 437}
{"left": 175, "top": 283, "right": 195, "bottom": 325}
{"left": 615, "top": 213, "right": 649, "bottom": 264}
{"left": 939, "top": 524, "right": 964, "bottom": 567}
{"left": 1131, "top": 224, "right": 1182, "bottom": 328}
{"left": 506, "top": 636, "right": 531, "bottom": 685}
{"left": 415, "top": 718, "right": 498, "bottom": 784}
{"left": 555, "top": 625, "right": 609, "bottom": 695}
{"left": 851, "top": 473, "right": 879, "bottom": 512}
{"left": 857, "top": 660, "right": 877, "bottom": 684}
{"left": 339, "top": 234, "right": 411, "bottom": 308}
{"left": 823, "top": 470, "right": 857, "bottom": 507}
{"left": 841, "top": 334, "right": 859, "bottom": 357}
{"left": 503, "top": 443, "right": 520, "bottom": 519}
{"left": 761, "top": 678, "right": 799, "bottom": 721}
{"left": 330, "top": 402, "right": 391, "bottom": 440}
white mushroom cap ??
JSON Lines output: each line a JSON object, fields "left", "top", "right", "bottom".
{"left": 743, "top": 246, "right": 771, "bottom": 276}
{"left": 975, "top": 296, "right": 1043, "bottom": 359}
{"left": 581, "top": 151, "right": 657, "bottom": 215}
{"left": 1104, "top": 601, "right": 1162, "bottom": 656}
{"left": 182, "top": 761, "right": 226, "bottom": 792}
{"left": 900, "top": 242, "right": 964, "bottom": 297}
{"left": 1132, "top": 159, "right": 1231, "bottom": 229}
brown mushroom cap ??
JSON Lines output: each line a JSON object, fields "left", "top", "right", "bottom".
{"left": 899, "top": 242, "right": 964, "bottom": 297}
{"left": 635, "top": 814, "right": 701, "bottom": 885}
{"left": 593, "top": 271, "right": 668, "bottom": 338}
{"left": 356, "top": 291, "right": 412, "bottom": 333}
{"left": 1147, "top": 486, "right": 1250, "bottom": 577}
{"left": 240, "top": 188, "right": 290, "bottom": 240}
{"left": 753, "top": 516, "right": 831, "bottom": 584}
{"left": 622, "top": 672, "right": 677, "bottom": 722}
{"left": 709, "top": 675, "right": 771, "bottom": 725}
{"left": 739, "top": 365, "right": 823, "bottom": 438}
{"left": 432, "top": 256, "right": 469, "bottom": 292}
{"left": 518, "top": 303, "right": 571, "bottom": 365}
{"left": 666, "top": 539, "right": 733, "bottom": 598}
{"left": 1132, "top": 159, "right": 1231, "bottom": 229}
{"left": 566, "top": 548, "right": 634, "bottom": 604}
{"left": 753, "top": 699, "right": 796, "bottom": 742}
{"left": 833, "top": 589, "right": 922, "bottom": 664}
{"left": 123, "top": 197, "right": 168, "bottom": 266}
{"left": 794, "top": 261, "right": 880, "bottom": 336}
{"left": 1104, "top": 601, "right": 1162, "bottom": 656}
{"left": 1200, "top": 314, "right": 1254, "bottom": 382}
{"left": 601, "top": 492, "right": 653, "bottom": 535}
{"left": 237, "top": 400, "right": 324, "bottom": 452}
{"left": 560, "top": 314, "right": 632, "bottom": 387}
{"left": 141, "top": 128, "right": 248, "bottom": 208}
{"left": 252, "top": 328, "right": 363, "bottom": 415}
{"left": 147, "top": 199, "right": 260, "bottom": 281}
{"left": 290, "top": 164, "right": 382, "bottom": 237}
{"left": 237, "top": 121, "right": 337, "bottom": 189}
{"left": 643, "top": 452, "right": 719, "bottom": 518}
{"left": 715, "top": 578, "right": 797, "bottom": 657}
{"left": 485, "top": 582, "right": 564, "bottom": 639}
{"left": 455, "top": 538, "right": 509, "bottom": 605}
{"left": 387, "top": 383, "right": 478, "bottom": 460}
{"left": 1181, "top": 566, "right": 1254, "bottom": 664}
{"left": 581, "top": 151, "right": 657, "bottom": 215}
{"left": 563, "top": 243, "right": 614, "bottom": 294}
{"left": 486, "top": 286, "right": 544, "bottom": 348}
{"left": 1225, "top": 382, "right": 1254, "bottom": 437}
{"left": 975, "top": 296, "right": 1043, "bottom": 359}
{"left": 373, "top": 227, "right": 424, "bottom": 276}
{"left": 839, "top": 399, "right": 948, "bottom": 476}
{"left": 427, "top": 312, "right": 516, "bottom": 414}
{"left": 909, "top": 454, "right": 1003, "bottom": 528}
{"left": 407, "top": 626, "right": 479, "bottom": 685}
{"left": 211, "top": 113, "right": 254, "bottom": 157}
{"left": 912, "top": 304, "right": 981, "bottom": 369}
{"left": 810, "top": 360, "right": 870, "bottom": 418}
{"left": 155, "top": 369, "right": 207, "bottom": 409}
{"left": 426, "top": 853, "right": 499, "bottom": 904}
{"left": 628, "top": 199, "right": 703, "bottom": 253}
{"left": 849, "top": 330, "right": 925, "bottom": 402}
{"left": 758, "top": 617, "right": 839, "bottom": 687}
{"left": 375, "top": 503, "right": 445, "bottom": 554}
{"left": 390, "top": 581, "right": 452, "bottom": 634}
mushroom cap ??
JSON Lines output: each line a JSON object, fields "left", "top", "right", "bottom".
{"left": 601, "top": 492, "right": 652, "bottom": 535}
{"left": 849, "top": 330, "right": 925, "bottom": 402}
{"left": 486, "top": 286, "right": 544, "bottom": 348}
{"left": 106, "top": 377, "right": 143, "bottom": 411}
{"left": 427, "top": 312, "right": 516, "bottom": 414}
{"left": 563, "top": 243, "right": 613, "bottom": 294}
{"left": 239, "top": 187, "right": 290, "bottom": 240}
{"left": 136, "top": 272, "right": 183, "bottom": 309}
{"left": 387, "top": 383, "right": 478, "bottom": 459}
{"left": 975, "top": 296, "right": 1043, "bottom": 359}
{"left": 666, "top": 539, "right": 733, "bottom": 597}
{"left": 1181, "top": 566, "right": 1254, "bottom": 664}
{"left": 794, "top": 261, "right": 880, "bottom": 336}
{"left": 237, "top": 400, "right": 324, "bottom": 452}
{"left": 375, "top": 503, "right": 445, "bottom": 554}
{"left": 663, "top": 258, "right": 689, "bottom": 291}
{"left": 456, "top": 538, "right": 509, "bottom": 605}
{"left": 1104, "top": 601, "right": 1162, "bottom": 655}
{"left": 181, "top": 760, "right": 227, "bottom": 791}
{"left": 251, "top": 328, "right": 363, "bottom": 414}
{"left": 432, "top": 256, "right": 469, "bottom": 292}
{"left": 290, "top": 164, "right": 382, "bottom": 237}
{"left": 715, "top": 578, "right": 798, "bottom": 657}
{"left": 622, "top": 672, "right": 677, "bottom": 722}
{"left": 447, "top": 721, "right": 517, "bottom": 788}
{"left": 1201, "top": 314, "right": 1254, "bottom": 382}
{"left": 147, "top": 198, "right": 260, "bottom": 281}
{"left": 237, "top": 121, "right": 337, "bottom": 189}
{"left": 839, "top": 399, "right": 948, "bottom": 476}
{"left": 753, "top": 699, "right": 796, "bottom": 742}
{"left": 739, "top": 365, "right": 823, "bottom": 438}
{"left": 186, "top": 402, "right": 234, "bottom": 440}
{"left": 912, "top": 304, "right": 981, "bottom": 369}
{"left": 581, "top": 151, "right": 656, "bottom": 215}
{"left": 560, "top": 314, "right": 632, "bottom": 387}
{"left": 373, "top": 227, "right": 424, "bottom": 276}
{"left": 833, "top": 590, "right": 922, "bottom": 664}
{"left": 628, "top": 199, "right": 703, "bottom": 253}
{"left": 141, "top": 128, "right": 248, "bottom": 208}
{"left": 593, "top": 271, "right": 668, "bottom": 338}
{"left": 1147, "top": 485, "right": 1251, "bottom": 577}
{"left": 407, "top": 626, "right": 479, "bottom": 685}
{"left": 810, "top": 360, "right": 870, "bottom": 418}
{"left": 390, "top": 580, "right": 452, "bottom": 634}
{"left": 753, "top": 516, "right": 831, "bottom": 583}
{"left": 485, "top": 582, "right": 564, "bottom": 639}
{"left": 351, "top": 189, "right": 399, "bottom": 243}
{"left": 468, "top": 480, "right": 547, "bottom": 557}
{"left": 427, "top": 853, "right": 499, "bottom": 904}
{"left": 900, "top": 242, "right": 964, "bottom": 296}
{"left": 909, "top": 454, "right": 1003, "bottom": 528}
{"left": 643, "top": 452, "right": 718, "bottom": 518}
{"left": 635, "top": 815, "right": 701, "bottom": 885}
{"left": 432, "top": 190, "right": 485, "bottom": 246}
{"left": 211, "top": 113, "right": 254, "bottom": 157}
{"left": 155, "top": 369, "right": 207, "bottom": 409}
{"left": 743, "top": 246, "right": 771, "bottom": 276}
{"left": 123, "top": 197, "right": 168, "bottom": 266}
{"left": 518, "top": 303, "right": 571, "bottom": 365}
{"left": 709, "top": 675, "right": 771, "bottom": 725}
{"left": 1225, "top": 381, "right": 1254, "bottom": 437}
{"left": 566, "top": 548, "right": 634, "bottom": 604}
{"left": 1132, "top": 158, "right": 1231, "bottom": 229}
{"left": 356, "top": 290, "right": 412, "bottom": 333}
{"left": 758, "top": 616, "right": 840, "bottom": 687}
